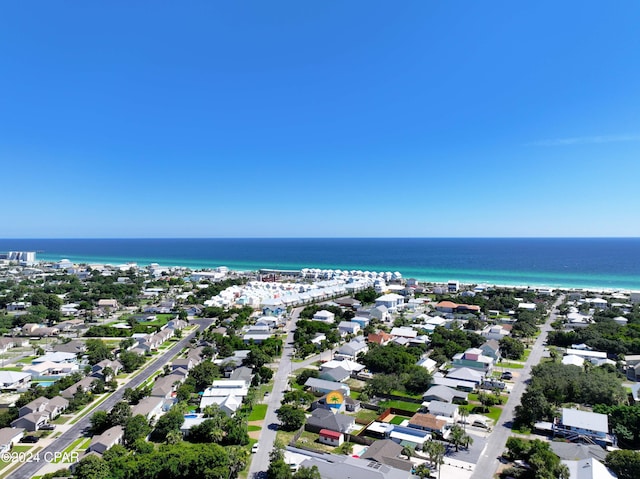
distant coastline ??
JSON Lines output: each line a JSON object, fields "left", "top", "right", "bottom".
{"left": 5, "top": 237, "right": 637, "bottom": 291}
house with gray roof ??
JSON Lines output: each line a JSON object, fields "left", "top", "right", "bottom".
{"left": 0, "top": 427, "right": 25, "bottom": 453}
{"left": 61, "top": 376, "right": 95, "bottom": 400}
{"left": 88, "top": 425, "right": 124, "bottom": 454}
{"left": 304, "top": 377, "right": 350, "bottom": 396}
{"left": 319, "top": 366, "right": 351, "bottom": 383}
{"left": 426, "top": 400, "right": 459, "bottom": 420}
{"left": 335, "top": 337, "right": 369, "bottom": 360}
{"left": 422, "top": 385, "right": 468, "bottom": 404}
{"left": 291, "top": 447, "right": 412, "bottom": 479}
{"left": 360, "top": 439, "right": 413, "bottom": 471}
{"left": 306, "top": 409, "right": 356, "bottom": 434}
{"left": 0, "top": 371, "right": 31, "bottom": 391}
{"left": 11, "top": 412, "right": 49, "bottom": 431}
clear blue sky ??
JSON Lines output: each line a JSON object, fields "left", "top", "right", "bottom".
{"left": 2, "top": 1, "right": 639, "bottom": 238}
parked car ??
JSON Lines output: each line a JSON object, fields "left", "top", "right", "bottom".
{"left": 21, "top": 435, "right": 40, "bottom": 443}
{"left": 501, "top": 371, "right": 513, "bottom": 380}
{"left": 39, "top": 424, "right": 55, "bottom": 430}
{"left": 252, "top": 443, "right": 259, "bottom": 453}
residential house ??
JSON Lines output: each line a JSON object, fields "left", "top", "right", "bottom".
{"left": 0, "top": 371, "right": 31, "bottom": 391}
{"left": 422, "top": 385, "right": 468, "bottom": 404}
{"left": 312, "top": 310, "right": 335, "bottom": 324}
{"left": 375, "top": 294, "right": 405, "bottom": 313}
{"left": 359, "top": 439, "right": 413, "bottom": 472}
{"left": 319, "top": 366, "right": 351, "bottom": 383}
{"left": 369, "top": 305, "right": 389, "bottom": 322}
{"left": 88, "top": 426, "right": 124, "bottom": 454}
{"left": 91, "top": 359, "right": 122, "bottom": 381}
{"left": 426, "top": 400, "right": 459, "bottom": 421}
{"left": 304, "top": 377, "right": 350, "bottom": 396}
{"left": 32, "top": 351, "right": 77, "bottom": 364}
{"left": 200, "top": 380, "right": 249, "bottom": 416}
{"left": 24, "top": 361, "right": 79, "bottom": 378}
{"left": 350, "top": 316, "right": 370, "bottom": 330}
{"left": 292, "top": 447, "right": 413, "bottom": 479}
{"left": 320, "top": 359, "right": 366, "bottom": 375}
{"left": 131, "top": 396, "right": 165, "bottom": 421}
{"left": 98, "top": 299, "right": 118, "bottom": 309}
{"left": 390, "top": 327, "right": 417, "bottom": 339}
{"left": 415, "top": 357, "right": 437, "bottom": 373}
{"left": 434, "top": 301, "right": 480, "bottom": 314}
{"left": 481, "top": 325, "right": 510, "bottom": 341}
{"left": 11, "top": 413, "right": 48, "bottom": 432}
{"left": 52, "top": 340, "right": 87, "bottom": 355}
{"left": 337, "top": 321, "right": 360, "bottom": 337}
{"left": 430, "top": 374, "right": 476, "bottom": 392}
{"left": 561, "top": 458, "right": 618, "bottom": 479}
{"left": 554, "top": 408, "right": 614, "bottom": 446}
{"left": 306, "top": 408, "right": 356, "bottom": 434}
{"left": 335, "top": 337, "right": 368, "bottom": 360}
{"left": 445, "top": 367, "right": 485, "bottom": 385}
{"left": 451, "top": 348, "right": 494, "bottom": 372}
{"left": 311, "top": 394, "right": 360, "bottom": 413}
{"left": 319, "top": 429, "right": 344, "bottom": 447}
{"left": 367, "top": 331, "right": 392, "bottom": 346}
{"left": 61, "top": 377, "right": 95, "bottom": 400}
{"left": 0, "top": 427, "right": 25, "bottom": 453}
{"left": 408, "top": 413, "right": 448, "bottom": 437}
{"left": 479, "top": 340, "right": 501, "bottom": 361}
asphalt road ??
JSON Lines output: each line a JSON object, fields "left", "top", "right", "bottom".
{"left": 248, "top": 307, "right": 304, "bottom": 479}
{"left": 470, "top": 295, "right": 565, "bottom": 479}
{"left": 6, "top": 319, "right": 213, "bottom": 479}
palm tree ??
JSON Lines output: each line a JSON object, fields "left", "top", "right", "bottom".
{"left": 459, "top": 408, "right": 469, "bottom": 433}
{"left": 414, "top": 463, "right": 431, "bottom": 479}
{"left": 401, "top": 445, "right": 414, "bottom": 460}
{"left": 449, "top": 425, "right": 465, "bottom": 452}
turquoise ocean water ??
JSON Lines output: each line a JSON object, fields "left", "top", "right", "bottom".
{"left": 1, "top": 238, "right": 638, "bottom": 290}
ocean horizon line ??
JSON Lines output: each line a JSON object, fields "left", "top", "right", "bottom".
{"left": 3, "top": 236, "right": 640, "bottom": 240}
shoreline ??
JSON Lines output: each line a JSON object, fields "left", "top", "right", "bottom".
{"left": 35, "top": 255, "right": 639, "bottom": 294}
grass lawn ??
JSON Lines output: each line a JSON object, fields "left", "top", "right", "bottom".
{"left": 355, "top": 408, "right": 380, "bottom": 423}
{"left": 483, "top": 406, "right": 503, "bottom": 423}
{"left": 295, "top": 430, "right": 335, "bottom": 453}
{"left": 378, "top": 400, "right": 421, "bottom": 413}
{"left": 275, "top": 429, "right": 297, "bottom": 447}
{"left": 0, "top": 366, "right": 23, "bottom": 371}
{"left": 389, "top": 415, "right": 409, "bottom": 425}
{"left": 248, "top": 404, "right": 268, "bottom": 422}
{"left": 390, "top": 389, "right": 423, "bottom": 400}
{"left": 17, "top": 356, "right": 36, "bottom": 363}
{"left": 521, "top": 349, "right": 531, "bottom": 361}
{"left": 350, "top": 391, "right": 361, "bottom": 400}
{"left": 499, "top": 362, "right": 525, "bottom": 369}
{"left": 248, "top": 425, "right": 261, "bottom": 432}
{"left": 52, "top": 415, "right": 70, "bottom": 425}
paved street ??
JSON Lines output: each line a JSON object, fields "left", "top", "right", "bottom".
{"left": 6, "top": 319, "right": 213, "bottom": 479}
{"left": 470, "top": 295, "right": 565, "bottom": 479}
{"left": 248, "top": 307, "right": 303, "bottom": 479}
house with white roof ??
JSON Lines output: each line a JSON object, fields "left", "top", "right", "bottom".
{"left": 312, "top": 310, "right": 335, "bottom": 323}
{"left": 415, "top": 357, "right": 437, "bottom": 373}
{"left": 561, "top": 457, "right": 618, "bottom": 479}
{"left": 375, "top": 294, "right": 405, "bottom": 313}
{"left": 0, "top": 371, "right": 31, "bottom": 390}
{"left": 390, "top": 327, "right": 417, "bottom": 339}
{"left": 200, "top": 380, "right": 249, "bottom": 416}
{"left": 337, "top": 321, "right": 360, "bottom": 337}
{"left": 554, "top": 408, "right": 614, "bottom": 446}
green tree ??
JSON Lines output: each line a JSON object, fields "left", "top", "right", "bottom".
{"left": 187, "top": 360, "right": 221, "bottom": 391}
{"left": 293, "top": 465, "right": 321, "bottom": 479}
{"left": 107, "top": 401, "right": 132, "bottom": 427}
{"left": 90, "top": 410, "right": 109, "bottom": 435}
{"left": 499, "top": 336, "right": 525, "bottom": 360}
{"left": 86, "top": 339, "right": 112, "bottom": 365}
{"left": 277, "top": 405, "right": 306, "bottom": 432}
{"left": 403, "top": 366, "right": 433, "bottom": 395}
{"left": 73, "top": 454, "right": 111, "bottom": 479}
{"left": 606, "top": 449, "right": 640, "bottom": 479}
{"left": 124, "top": 414, "right": 152, "bottom": 448}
